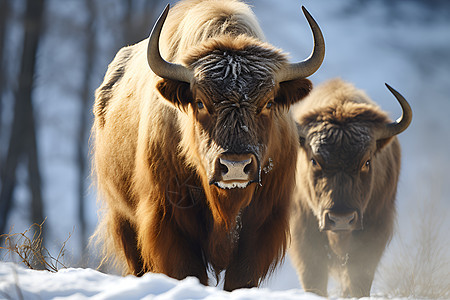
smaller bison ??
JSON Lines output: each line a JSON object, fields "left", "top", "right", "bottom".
{"left": 290, "top": 79, "right": 412, "bottom": 297}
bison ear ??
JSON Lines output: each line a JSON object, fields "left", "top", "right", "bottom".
{"left": 274, "top": 78, "right": 312, "bottom": 107}
{"left": 376, "top": 137, "right": 394, "bottom": 151}
{"left": 299, "top": 135, "right": 306, "bottom": 147}
{"left": 296, "top": 122, "right": 307, "bottom": 147}
{"left": 156, "top": 78, "right": 193, "bottom": 111}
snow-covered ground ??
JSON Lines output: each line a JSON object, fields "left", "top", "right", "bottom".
{"left": 1, "top": 261, "right": 403, "bottom": 300}
{"left": 1, "top": 0, "right": 449, "bottom": 299}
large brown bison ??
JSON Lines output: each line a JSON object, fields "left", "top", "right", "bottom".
{"left": 290, "top": 79, "right": 412, "bottom": 297}
{"left": 92, "top": 0, "right": 325, "bottom": 291}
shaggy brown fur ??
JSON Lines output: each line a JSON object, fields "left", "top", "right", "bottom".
{"left": 92, "top": 0, "right": 314, "bottom": 291}
{"left": 290, "top": 79, "right": 407, "bottom": 297}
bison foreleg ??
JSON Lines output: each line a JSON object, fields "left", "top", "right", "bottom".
{"left": 290, "top": 212, "right": 329, "bottom": 297}
{"left": 342, "top": 257, "right": 376, "bottom": 297}
{"left": 106, "top": 211, "right": 144, "bottom": 276}
{"left": 342, "top": 230, "right": 388, "bottom": 297}
{"left": 137, "top": 205, "right": 208, "bottom": 285}
{"left": 223, "top": 210, "right": 289, "bottom": 291}
{"left": 292, "top": 250, "right": 328, "bottom": 297}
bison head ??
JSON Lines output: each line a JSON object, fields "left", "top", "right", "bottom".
{"left": 146, "top": 5, "right": 324, "bottom": 230}
{"left": 297, "top": 84, "right": 411, "bottom": 233}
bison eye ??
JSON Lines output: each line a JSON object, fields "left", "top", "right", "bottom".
{"left": 361, "top": 159, "right": 371, "bottom": 171}
{"left": 310, "top": 158, "right": 322, "bottom": 170}
{"left": 196, "top": 101, "right": 204, "bottom": 109}
{"left": 266, "top": 101, "right": 274, "bottom": 109}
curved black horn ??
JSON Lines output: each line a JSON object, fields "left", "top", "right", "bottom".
{"left": 147, "top": 4, "right": 194, "bottom": 83}
{"left": 275, "top": 6, "right": 325, "bottom": 83}
{"left": 376, "top": 84, "right": 412, "bottom": 140}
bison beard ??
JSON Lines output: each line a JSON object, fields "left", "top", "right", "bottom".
{"left": 92, "top": 0, "right": 324, "bottom": 291}
{"left": 290, "top": 79, "right": 412, "bottom": 297}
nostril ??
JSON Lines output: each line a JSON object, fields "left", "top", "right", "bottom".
{"left": 243, "top": 159, "right": 253, "bottom": 174}
{"left": 219, "top": 161, "right": 229, "bottom": 175}
{"left": 327, "top": 212, "right": 338, "bottom": 223}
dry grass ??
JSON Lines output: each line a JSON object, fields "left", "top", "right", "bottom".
{"left": 0, "top": 220, "right": 70, "bottom": 272}
{"left": 376, "top": 185, "right": 450, "bottom": 299}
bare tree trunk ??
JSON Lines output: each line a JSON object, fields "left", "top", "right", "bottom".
{"left": 19, "top": 0, "right": 45, "bottom": 232}
{"left": 27, "top": 111, "right": 44, "bottom": 228}
{"left": 77, "top": 0, "right": 96, "bottom": 264}
{"left": 0, "top": 1, "right": 16, "bottom": 231}
{"left": 0, "top": 0, "right": 10, "bottom": 137}
{"left": 0, "top": 114, "right": 21, "bottom": 235}
{"left": 0, "top": 0, "right": 45, "bottom": 256}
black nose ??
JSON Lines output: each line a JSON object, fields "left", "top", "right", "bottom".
{"left": 321, "top": 210, "right": 360, "bottom": 231}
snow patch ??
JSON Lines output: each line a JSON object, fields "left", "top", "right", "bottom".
{"left": 263, "top": 158, "right": 274, "bottom": 174}
{"left": 0, "top": 262, "right": 325, "bottom": 300}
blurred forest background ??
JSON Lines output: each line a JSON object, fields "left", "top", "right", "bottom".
{"left": 0, "top": 0, "right": 174, "bottom": 267}
{"left": 0, "top": 0, "right": 449, "bottom": 296}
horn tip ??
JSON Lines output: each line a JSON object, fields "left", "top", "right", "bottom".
{"left": 163, "top": 3, "right": 170, "bottom": 15}
{"left": 385, "top": 83, "right": 398, "bottom": 95}
{"left": 384, "top": 82, "right": 413, "bottom": 132}
{"left": 301, "top": 6, "right": 311, "bottom": 17}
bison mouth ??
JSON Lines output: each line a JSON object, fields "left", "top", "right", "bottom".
{"left": 209, "top": 152, "right": 261, "bottom": 189}
{"left": 214, "top": 180, "right": 252, "bottom": 190}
